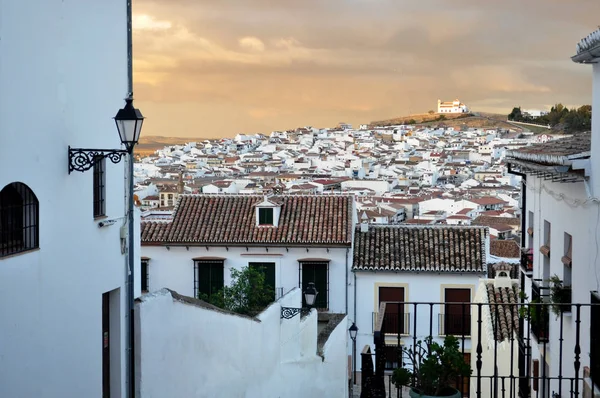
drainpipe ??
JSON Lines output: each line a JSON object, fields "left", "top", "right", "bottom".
{"left": 353, "top": 271, "right": 357, "bottom": 323}
{"left": 345, "top": 247, "right": 349, "bottom": 314}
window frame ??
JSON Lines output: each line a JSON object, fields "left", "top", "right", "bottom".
{"left": 93, "top": 157, "right": 106, "bottom": 218}
{"left": 441, "top": 288, "right": 471, "bottom": 337}
{"left": 0, "top": 182, "right": 39, "bottom": 258}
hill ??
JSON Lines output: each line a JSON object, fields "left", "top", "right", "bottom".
{"left": 371, "top": 112, "right": 530, "bottom": 132}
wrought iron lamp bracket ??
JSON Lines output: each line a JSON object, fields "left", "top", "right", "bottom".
{"left": 280, "top": 307, "right": 311, "bottom": 319}
{"left": 68, "top": 146, "right": 129, "bottom": 174}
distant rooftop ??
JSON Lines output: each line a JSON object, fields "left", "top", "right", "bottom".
{"left": 573, "top": 28, "right": 600, "bottom": 63}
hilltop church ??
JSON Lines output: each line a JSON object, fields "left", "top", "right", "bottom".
{"left": 437, "top": 98, "right": 469, "bottom": 113}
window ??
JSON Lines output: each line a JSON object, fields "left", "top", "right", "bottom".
{"left": 530, "top": 281, "right": 549, "bottom": 342}
{"left": 0, "top": 182, "right": 39, "bottom": 258}
{"left": 300, "top": 261, "right": 328, "bottom": 309}
{"left": 441, "top": 288, "right": 471, "bottom": 336}
{"left": 93, "top": 157, "right": 106, "bottom": 217}
{"left": 194, "top": 259, "right": 224, "bottom": 300}
{"left": 249, "top": 262, "right": 276, "bottom": 298}
{"left": 141, "top": 259, "right": 149, "bottom": 293}
{"left": 379, "top": 287, "right": 405, "bottom": 335}
{"left": 258, "top": 208, "right": 273, "bottom": 225}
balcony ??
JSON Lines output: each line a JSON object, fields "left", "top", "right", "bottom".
{"left": 358, "top": 301, "right": 598, "bottom": 398}
{"left": 521, "top": 247, "right": 533, "bottom": 272}
{"left": 531, "top": 281, "right": 549, "bottom": 343}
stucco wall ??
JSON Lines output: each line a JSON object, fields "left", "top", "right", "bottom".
{"left": 135, "top": 288, "right": 348, "bottom": 398}
{"left": 524, "top": 175, "right": 592, "bottom": 396}
{"left": 0, "top": 1, "right": 130, "bottom": 397}
{"left": 352, "top": 271, "right": 483, "bottom": 362}
{"left": 141, "top": 245, "right": 351, "bottom": 313}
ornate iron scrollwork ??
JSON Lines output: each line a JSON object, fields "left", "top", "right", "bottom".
{"left": 280, "top": 307, "right": 311, "bottom": 319}
{"left": 68, "top": 146, "right": 129, "bottom": 173}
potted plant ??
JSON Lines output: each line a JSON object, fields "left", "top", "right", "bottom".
{"left": 392, "top": 335, "right": 471, "bottom": 398}
{"left": 548, "top": 274, "right": 572, "bottom": 315}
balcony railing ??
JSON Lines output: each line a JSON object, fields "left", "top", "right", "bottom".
{"left": 359, "top": 301, "right": 599, "bottom": 398}
{"left": 372, "top": 311, "right": 411, "bottom": 335}
{"left": 439, "top": 313, "right": 471, "bottom": 337}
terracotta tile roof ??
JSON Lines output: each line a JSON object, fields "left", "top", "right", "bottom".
{"left": 353, "top": 225, "right": 487, "bottom": 272}
{"left": 485, "top": 281, "right": 520, "bottom": 341}
{"left": 473, "top": 216, "right": 520, "bottom": 227}
{"left": 506, "top": 132, "right": 590, "bottom": 166}
{"left": 141, "top": 194, "right": 353, "bottom": 246}
{"left": 489, "top": 240, "right": 520, "bottom": 258}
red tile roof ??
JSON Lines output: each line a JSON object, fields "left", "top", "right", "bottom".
{"left": 353, "top": 225, "right": 487, "bottom": 272}
{"left": 141, "top": 194, "right": 353, "bottom": 246}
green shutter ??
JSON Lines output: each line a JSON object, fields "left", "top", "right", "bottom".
{"left": 301, "top": 262, "right": 328, "bottom": 309}
{"left": 197, "top": 261, "right": 224, "bottom": 298}
{"left": 249, "top": 262, "right": 276, "bottom": 298}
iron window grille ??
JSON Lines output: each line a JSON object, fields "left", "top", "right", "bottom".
{"left": 193, "top": 260, "right": 224, "bottom": 300}
{"left": 141, "top": 259, "right": 149, "bottom": 293}
{"left": 0, "top": 182, "right": 39, "bottom": 258}
{"left": 93, "top": 157, "right": 106, "bottom": 218}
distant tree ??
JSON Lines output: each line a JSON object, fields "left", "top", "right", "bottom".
{"left": 508, "top": 107, "right": 523, "bottom": 121}
{"left": 428, "top": 110, "right": 435, "bottom": 115}
{"left": 199, "top": 266, "right": 274, "bottom": 316}
{"left": 407, "top": 119, "right": 417, "bottom": 124}
{"left": 438, "top": 114, "right": 446, "bottom": 121}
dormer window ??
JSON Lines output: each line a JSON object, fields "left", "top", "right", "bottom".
{"left": 255, "top": 196, "right": 281, "bottom": 227}
{"left": 259, "top": 208, "right": 274, "bottom": 225}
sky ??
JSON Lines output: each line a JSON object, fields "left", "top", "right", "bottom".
{"left": 133, "top": 0, "right": 600, "bottom": 138}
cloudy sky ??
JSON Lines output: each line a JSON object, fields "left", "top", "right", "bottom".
{"left": 133, "top": 0, "right": 600, "bottom": 138}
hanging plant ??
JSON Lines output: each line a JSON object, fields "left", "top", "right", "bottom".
{"left": 548, "top": 274, "right": 572, "bottom": 315}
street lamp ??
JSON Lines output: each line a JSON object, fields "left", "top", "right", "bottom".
{"left": 68, "top": 95, "right": 144, "bottom": 172}
{"left": 281, "top": 282, "right": 319, "bottom": 319}
{"left": 349, "top": 322, "right": 358, "bottom": 386}
{"left": 67, "top": 94, "right": 143, "bottom": 398}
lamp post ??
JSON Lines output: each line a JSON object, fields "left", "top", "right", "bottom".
{"left": 68, "top": 94, "right": 144, "bottom": 397}
{"left": 281, "top": 282, "right": 318, "bottom": 319}
{"left": 349, "top": 322, "right": 358, "bottom": 387}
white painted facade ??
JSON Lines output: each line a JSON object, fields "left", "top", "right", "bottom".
{"left": 141, "top": 245, "right": 352, "bottom": 314}
{"left": 351, "top": 271, "right": 483, "bottom": 363}
{"left": 0, "top": 1, "right": 131, "bottom": 396}
{"left": 135, "top": 288, "right": 349, "bottom": 398}
{"left": 470, "top": 278, "right": 519, "bottom": 398}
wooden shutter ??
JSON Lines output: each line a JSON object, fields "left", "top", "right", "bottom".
{"left": 379, "top": 287, "right": 404, "bottom": 334}
{"left": 249, "top": 262, "right": 276, "bottom": 298}
{"left": 445, "top": 288, "right": 471, "bottom": 335}
{"left": 302, "top": 262, "right": 328, "bottom": 309}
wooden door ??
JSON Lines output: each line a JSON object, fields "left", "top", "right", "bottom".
{"left": 102, "top": 292, "right": 110, "bottom": 397}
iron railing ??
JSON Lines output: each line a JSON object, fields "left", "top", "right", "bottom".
{"left": 372, "top": 311, "right": 411, "bottom": 335}
{"left": 359, "top": 300, "right": 600, "bottom": 398}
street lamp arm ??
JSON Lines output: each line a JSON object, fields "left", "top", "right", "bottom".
{"left": 68, "top": 146, "right": 129, "bottom": 174}
{"left": 280, "top": 307, "right": 312, "bottom": 319}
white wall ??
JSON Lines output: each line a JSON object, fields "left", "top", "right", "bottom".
{"left": 351, "top": 271, "right": 483, "bottom": 363}
{"left": 470, "top": 280, "right": 519, "bottom": 398}
{"left": 0, "top": 1, "right": 129, "bottom": 396}
{"left": 135, "top": 288, "right": 348, "bottom": 398}
{"left": 141, "top": 245, "right": 351, "bottom": 314}
{"left": 524, "top": 175, "right": 592, "bottom": 396}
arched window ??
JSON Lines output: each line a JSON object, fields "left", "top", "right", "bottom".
{"left": 0, "top": 182, "right": 39, "bottom": 257}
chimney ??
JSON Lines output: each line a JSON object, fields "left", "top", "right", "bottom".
{"left": 360, "top": 221, "right": 369, "bottom": 233}
{"left": 177, "top": 171, "right": 184, "bottom": 194}
{"left": 492, "top": 262, "right": 513, "bottom": 289}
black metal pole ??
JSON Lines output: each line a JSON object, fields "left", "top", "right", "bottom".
{"left": 353, "top": 337, "right": 357, "bottom": 385}
{"left": 128, "top": 153, "right": 135, "bottom": 398}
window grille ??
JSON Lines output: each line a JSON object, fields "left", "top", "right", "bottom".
{"left": 93, "top": 157, "right": 106, "bottom": 217}
{"left": 0, "top": 182, "right": 39, "bottom": 258}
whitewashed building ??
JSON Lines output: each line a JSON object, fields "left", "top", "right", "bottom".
{"left": 351, "top": 224, "right": 489, "bottom": 380}
{"left": 0, "top": 1, "right": 135, "bottom": 396}
{"left": 141, "top": 194, "right": 355, "bottom": 314}
{"left": 437, "top": 99, "right": 470, "bottom": 114}
{"left": 503, "top": 28, "right": 600, "bottom": 396}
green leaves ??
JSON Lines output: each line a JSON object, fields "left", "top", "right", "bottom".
{"left": 392, "top": 335, "right": 471, "bottom": 396}
{"left": 199, "top": 266, "right": 274, "bottom": 316}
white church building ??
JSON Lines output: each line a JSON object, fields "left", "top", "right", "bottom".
{"left": 438, "top": 99, "right": 470, "bottom": 114}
